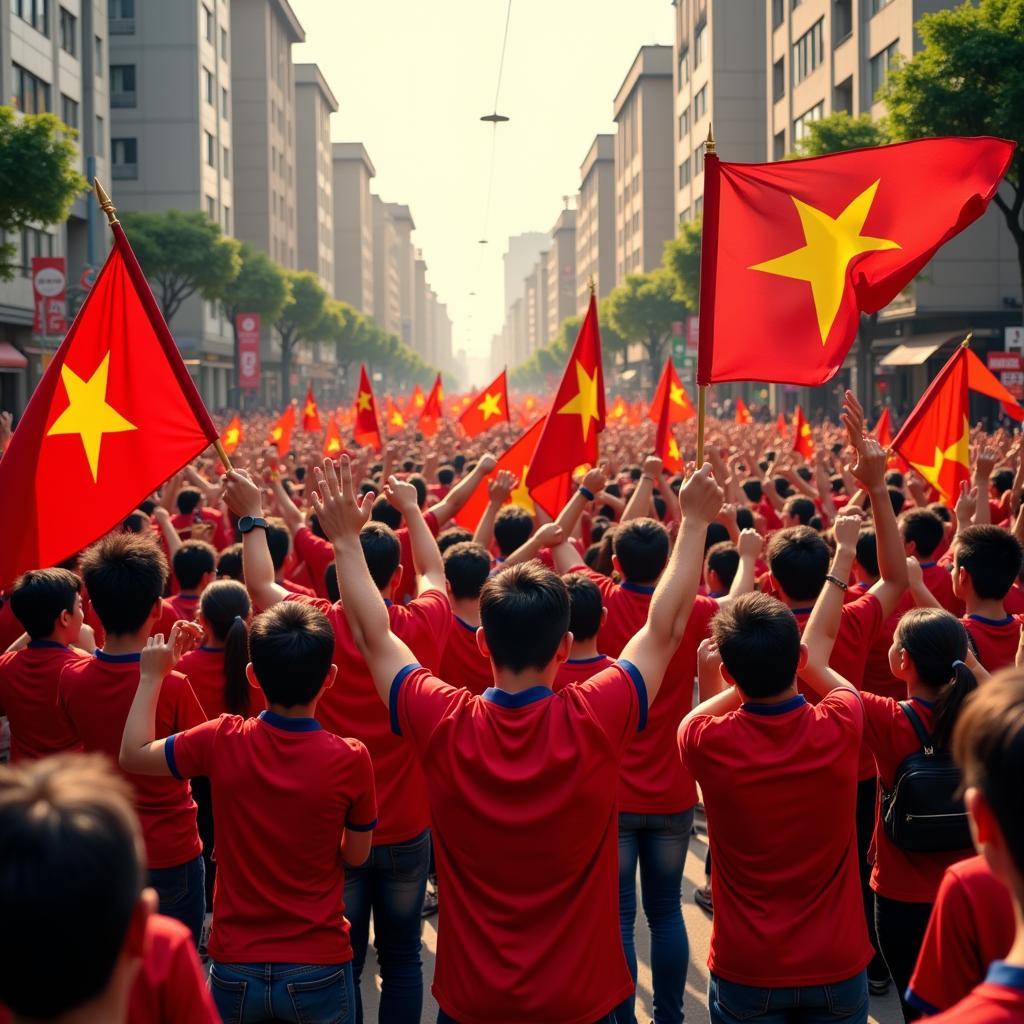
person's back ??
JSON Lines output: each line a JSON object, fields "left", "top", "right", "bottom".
{"left": 438, "top": 541, "right": 492, "bottom": 694}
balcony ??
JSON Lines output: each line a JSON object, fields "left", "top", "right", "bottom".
{"left": 109, "top": 18, "right": 135, "bottom": 35}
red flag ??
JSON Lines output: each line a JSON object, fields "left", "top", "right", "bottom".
{"left": 384, "top": 396, "right": 407, "bottom": 435}
{"left": 964, "top": 347, "right": 1024, "bottom": 422}
{"left": 406, "top": 383, "right": 426, "bottom": 417}
{"left": 891, "top": 346, "right": 970, "bottom": 504}
{"left": 649, "top": 358, "right": 696, "bottom": 425}
{"left": 459, "top": 370, "right": 510, "bottom": 438}
{"left": 419, "top": 374, "right": 443, "bottom": 437}
{"left": 608, "top": 395, "right": 627, "bottom": 423}
{"left": 266, "top": 404, "right": 295, "bottom": 457}
{"left": 353, "top": 364, "right": 382, "bottom": 451}
{"left": 221, "top": 414, "right": 243, "bottom": 455}
{"left": 792, "top": 405, "right": 814, "bottom": 460}
{"left": 323, "top": 413, "right": 342, "bottom": 457}
{"left": 302, "top": 384, "right": 321, "bottom": 432}
{"left": 0, "top": 220, "right": 219, "bottom": 589}
{"left": 697, "top": 137, "right": 1015, "bottom": 386}
{"left": 776, "top": 412, "right": 788, "bottom": 438}
{"left": 526, "top": 293, "right": 605, "bottom": 490}
{"left": 735, "top": 398, "right": 753, "bottom": 425}
{"left": 654, "top": 392, "right": 684, "bottom": 473}
{"left": 873, "top": 407, "right": 894, "bottom": 447}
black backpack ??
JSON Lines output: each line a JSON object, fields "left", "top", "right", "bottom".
{"left": 880, "top": 702, "right": 973, "bottom": 853}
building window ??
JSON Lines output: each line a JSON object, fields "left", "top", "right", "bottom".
{"left": 95, "top": 114, "right": 104, "bottom": 150}
{"left": 220, "top": 26, "right": 228, "bottom": 60}
{"left": 59, "top": 6, "right": 76, "bottom": 55}
{"left": 108, "top": 0, "right": 134, "bottom": 32}
{"left": 206, "top": 195, "right": 216, "bottom": 220}
{"left": 834, "top": 0, "right": 853, "bottom": 44}
{"left": 694, "top": 23, "right": 707, "bottom": 67}
{"left": 772, "top": 57, "right": 785, "bottom": 101}
{"left": 870, "top": 40, "right": 899, "bottom": 98}
{"left": 773, "top": 130, "right": 786, "bottom": 160}
{"left": 695, "top": 197, "right": 704, "bottom": 217}
{"left": 221, "top": 86, "right": 229, "bottom": 118}
{"left": 223, "top": 205, "right": 231, "bottom": 233}
{"left": 12, "top": 64, "right": 51, "bottom": 114}
{"left": 111, "top": 137, "right": 137, "bottom": 179}
{"left": 202, "top": 4, "right": 213, "bottom": 43}
{"left": 60, "top": 93, "right": 79, "bottom": 129}
{"left": 203, "top": 67, "right": 214, "bottom": 105}
{"left": 677, "top": 49, "right": 689, "bottom": 88}
{"left": 694, "top": 142, "right": 705, "bottom": 174}
{"left": 17, "top": 227, "right": 54, "bottom": 276}
{"left": 772, "top": 0, "right": 784, "bottom": 28}
{"left": 222, "top": 145, "right": 229, "bottom": 178}
{"left": 693, "top": 84, "right": 707, "bottom": 121}
{"left": 793, "top": 101, "right": 824, "bottom": 143}
{"left": 792, "top": 18, "right": 824, "bottom": 85}
{"left": 678, "top": 157, "right": 691, "bottom": 188}
{"left": 870, "top": 0, "right": 894, "bottom": 13}
{"left": 205, "top": 131, "right": 215, "bottom": 167}
{"left": 110, "top": 64, "right": 136, "bottom": 107}
{"left": 678, "top": 109, "right": 689, "bottom": 139}
{"left": 12, "top": 0, "right": 49, "bottom": 36}
{"left": 94, "top": 36, "right": 103, "bottom": 76}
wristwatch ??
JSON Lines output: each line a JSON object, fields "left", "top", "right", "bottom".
{"left": 237, "top": 515, "right": 269, "bottom": 534}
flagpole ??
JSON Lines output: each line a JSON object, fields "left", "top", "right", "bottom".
{"left": 695, "top": 125, "right": 716, "bottom": 467}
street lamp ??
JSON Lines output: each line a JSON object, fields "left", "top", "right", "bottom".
{"left": 480, "top": 112, "right": 509, "bottom": 123}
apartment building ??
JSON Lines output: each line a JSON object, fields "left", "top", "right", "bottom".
{"left": 576, "top": 134, "right": 615, "bottom": 314}
{"left": 294, "top": 63, "right": 336, "bottom": 292}
{"left": 387, "top": 202, "right": 415, "bottom": 347}
{"left": 546, "top": 207, "right": 576, "bottom": 339}
{"left": 372, "top": 193, "right": 401, "bottom": 335}
{"left": 332, "top": 142, "right": 375, "bottom": 314}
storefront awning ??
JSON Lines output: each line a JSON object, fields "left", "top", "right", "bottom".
{"left": 878, "top": 334, "right": 957, "bottom": 367}
{"left": 0, "top": 342, "right": 27, "bottom": 369}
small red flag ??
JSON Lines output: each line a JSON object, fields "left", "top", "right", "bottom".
{"left": 649, "top": 357, "right": 696, "bottom": 425}
{"left": 776, "top": 412, "right": 788, "bottom": 438}
{"left": 353, "top": 364, "right": 382, "bottom": 451}
{"left": 608, "top": 395, "right": 628, "bottom": 423}
{"left": 221, "top": 414, "right": 243, "bottom": 455}
{"left": 872, "top": 407, "right": 894, "bottom": 447}
{"left": 459, "top": 370, "right": 510, "bottom": 438}
{"left": 323, "top": 413, "right": 342, "bottom": 457}
{"left": 0, "top": 221, "right": 219, "bottom": 589}
{"left": 654, "top": 392, "right": 684, "bottom": 474}
{"left": 302, "top": 384, "right": 321, "bottom": 432}
{"left": 792, "top": 405, "right": 815, "bottom": 460}
{"left": 964, "top": 347, "right": 1024, "bottom": 422}
{"left": 406, "top": 383, "right": 426, "bottom": 417}
{"left": 385, "top": 396, "right": 407, "bottom": 435}
{"left": 267, "top": 404, "right": 295, "bottom": 457}
{"left": 419, "top": 374, "right": 444, "bottom": 437}
{"left": 735, "top": 398, "right": 753, "bottom": 425}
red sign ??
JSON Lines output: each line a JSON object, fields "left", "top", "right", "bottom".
{"left": 236, "top": 313, "right": 261, "bottom": 390}
{"left": 987, "top": 352, "right": 1024, "bottom": 398}
{"left": 32, "top": 257, "right": 67, "bottom": 336}
{"left": 686, "top": 315, "right": 700, "bottom": 350}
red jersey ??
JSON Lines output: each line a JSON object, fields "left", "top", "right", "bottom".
{"left": 963, "top": 614, "right": 1021, "bottom": 674}
{"left": 1004, "top": 583, "right": 1024, "bottom": 615}
{"left": 394, "top": 510, "right": 440, "bottom": 605}
{"left": 167, "top": 711, "right": 376, "bottom": 964}
{"left": 920, "top": 561, "right": 964, "bottom": 616}
{"left": 391, "top": 661, "right": 645, "bottom": 1024}
{"left": 679, "top": 689, "right": 872, "bottom": 987}
{"left": 0, "top": 641, "right": 85, "bottom": 761}
{"left": 294, "top": 526, "right": 334, "bottom": 598}
{"left": 572, "top": 563, "right": 717, "bottom": 814}
{"left": 168, "top": 592, "right": 201, "bottom": 622}
{"left": 171, "top": 506, "right": 230, "bottom": 550}
{"left": 285, "top": 590, "right": 451, "bottom": 845}
{"left": 925, "top": 964, "right": 1024, "bottom": 1024}
{"left": 438, "top": 615, "right": 492, "bottom": 695}
{"left": 175, "top": 646, "right": 265, "bottom": 721}
{"left": 280, "top": 577, "right": 316, "bottom": 598}
{"left": 862, "top": 693, "right": 975, "bottom": 901}
{"left": 908, "top": 855, "right": 1015, "bottom": 1015}
{"left": 58, "top": 651, "right": 205, "bottom": 868}
{"left": 554, "top": 654, "right": 614, "bottom": 692}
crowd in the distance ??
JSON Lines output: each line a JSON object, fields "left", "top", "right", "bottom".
{"left": 0, "top": 391, "right": 1023, "bottom": 1024}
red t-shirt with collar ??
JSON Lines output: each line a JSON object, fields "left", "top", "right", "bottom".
{"left": 962, "top": 613, "right": 1022, "bottom": 674}
{"left": 171, "top": 507, "right": 231, "bottom": 551}
{"left": 438, "top": 615, "right": 492, "bottom": 695}
{"left": 281, "top": 577, "right": 316, "bottom": 598}
{"left": 58, "top": 651, "right": 206, "bottom": 869}
{"left": 284, "top": 590, "right": 450, "bottom": 845}
{"left": 175, "top": 647, "right": 266, "bottom": 721}
{"left": 921, "top": 562, "right": 965, "bottom": 616}
{"left": 861, "top": 693, "right": 975, "bottom": 902}
{"left": 924, "top": 964, "right": 1024, "bottom": 1024}
{"left": 168, "top": 592, "right": 201, "bottom": 622}
{"left": 293, "top": 526, "right": 334, "bottom": 598}
{"left": 394, "top": 510, "right": 441, "bottom": 605}
{"left": 554, "top": 654, "right": 615, "bottom": 692}
{"left": 1004, "top": 583, "right": 1024, "bottom": 615}
{"left": 571, "top": 563, "right": 717, "bottom": 814}
{"left": 679, "top": 688, "right": 872, "bottom": 987}
{"left": 391, "top": 660, "right": 645, "bottom": 1024}
{"left": 0, "top": 641, "right": 86, "bottom": 761}
{"left": 907, "top": 855, "right": 1015, "bottom": 1016}
{"left": 166, "top": 710, "right": 376, "bottom": 964}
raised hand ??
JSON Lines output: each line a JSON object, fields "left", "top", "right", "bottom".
{"left": 223, "top": 469, "right": 265, "bottom": 518}
{"left": 140, "top": 622, "right": 202, "bottom": 680}
{"left": 832, "top": 512, "right": 862, "bottom": 552}
{"left": 488, "top": 469, "right": 516, "bottom": 505}
{"left": 384, "top": 474, "right": 420, "bottom": 515}
{"left": 679, "top": 463, "right": 725, "bottom": 524}
{"left": 532, "top": 522, "right": 564, "bottom": 549}
{"left": 737, "top": 527, "right": 764, "bottom": 560}
{"left": 582, "top": 464, "right": 609, "bottom": 494}
{"left": 311, "top": 456, "right": 374, "bottom": 543}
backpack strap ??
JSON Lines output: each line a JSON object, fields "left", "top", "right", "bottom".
{"left": 899, "top": 700, "right": 935, "bottom": 754}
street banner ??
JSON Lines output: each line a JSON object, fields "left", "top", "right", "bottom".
{"left": 32, "top": 257, "right": 67, "bottom": 336}
{"left": 236, "top": 313, "right": 261, "bottom": 390}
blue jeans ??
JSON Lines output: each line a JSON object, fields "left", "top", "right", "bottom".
{"left": 148, "top": 853, "right": 205, "bottom": 947}
{"left": 438, "top": 1013, "right": 617, "bottom": 1024}
{"left": 709, "top": 972, "right": 869, "bottom": 1024}
{"left": 343, "top": 828, "right": 430, "bottom": 1024}
{"left": 615, "top": 809, "right": 694, "bottom": 1024}
{"left": 209, "top": 961, "right": 354, "bottom": 1024}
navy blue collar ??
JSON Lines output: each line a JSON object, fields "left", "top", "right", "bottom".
{"left": 454, "top": 615, "right": 478, "bottom": 633}
{"left": 910, "top": 695, "right": 937, "bottom": 708}
{"left": 707, "top": 590, "right": 726, "bottom": 599}
{"left": 95, "top": 649, "right": 141, "bottom": 663}
{"left": 742, "top": 693, "right": 807, "bottom": 716}
{"left": 567, "top": 654, "right": 608, "bottom": 664}
{"left": 258, "top": 709, "right": 321, "bottom": 732}
{"left": 790, "top": 607, "right": 814, "bottom": 616}
{"left": 199, "top": 645, "right": 223, "bottom": 653}
{"left": 968, "top": 613, "right": 1014, "bottom": 626}
{"left": 621, "top": 581, "right": 655, "bottom": 595}
{"left": 175, "top": 593, "right": 199, "bottom": 601}
{"left": 986, "top": 961, "right": 1024, "bottom": 991}
{"left": 27, "top": 639, "right": 68, "bottom": 650}
{"left": 482, "top": 686, "right": 553, "bottom": 708}
{"left": 920, "top": 561, "right": 937, "bottom": 569}
{"left": 855, "top": 581, "right": 870, "bottom": 590}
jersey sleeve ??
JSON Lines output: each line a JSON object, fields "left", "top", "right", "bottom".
{"left": 162, "top": 922, "right": 222, "bottom": 1024}
{"left": 677, "top": 713, "right": 713, "bottom": 777}
{"left": 812, "top": 687, "right": 864, "bottom": 745}
{"left": 573, "top": 660, "right": 646, "bottom": 756}
{"left": 841, "top": 593, "right": 884, "bottom": 648}
{"left": 392, "top": 590, "right": 452, "bottom": 672}
{"left": 283, "top": 592, "right": 334, "bottom": 616}
{"left": 859, "top": 691, "right": 903, "bottom": 760}
{"left": 165, "top": 716, "right": 226, "bottom": 780}
{"left": 295, "top": 525, "right": 332, "bottom": 564}
{"left": 168, "top": 673, "right": 209, "bottom": 731}
{"left": 392, "top": 664, "right": 467, "bottom": 753}
{"left": 345, "top": 740, "right": 378, "bottom": 832}
{"left": 567, "top": 563, "right": 618, "bottom": 601}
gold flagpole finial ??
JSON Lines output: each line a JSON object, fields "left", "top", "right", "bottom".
{"left": 961, "top": 332, "right": 973, "bottom": 348}
{"left": 588, "top": 275, "right": 596, "bottom": 297}
{"left": 93, "top": 178, "right": 119, "bottom": 226}
{"left": 705, "top": 124, "right": 716, "bottom": 155}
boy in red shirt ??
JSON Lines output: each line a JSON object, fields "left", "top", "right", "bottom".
{"left": 168, "top": 540, "right": 216, "bottom": 620}
{"left": 439, "top": 542, "right": 495, "bottom": 694}
{"left": 314, "top": 454, "right": 724, "bottom": 1024}
{"left": 553, "top": 573, "right": 612, "bottom": 691}
{"left": 58, "top": 533, "right": 208, "bottom": 944}
{"left": 121, "top": 603, "right": 376, "bottom": 1024}
{"left": 899, "top": 508, "right": 963, "bottom": 615}
{"left": 0, "top": 569, "right": 87, "bottom": 761}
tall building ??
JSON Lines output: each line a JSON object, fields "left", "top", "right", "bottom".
{"left": 576, "top": 134, "right": 616, "bottom": 314}
{"left": 332, "top": 142, "right": 375, "bottom": 313}
{"left": 107, "top": 0, "right": 234, "bottom": 407}
{"left": 503, "top": 232, "right": 549, "bottom": 314}
{"left": 0, "top": 0, "right": 109, "bottom": 414}
{"left": 413, "top": 253, "right": 427, "bottom": 358}
{"left": 386, "top": 202, "right": 415, "bottom": 347}
{"left": 294, "top": 63, "right": 337, "bottom": 292}
{"left": 613, "top": 45, "right": 674, "bottom": 283}
{"left": 546, "top": 207, "right": 576, "bottom": 340}
{"left": 674, "top": 0, "right": 767, "bottom": 224}
{"left": 372, "top": 194, "right": 401, "bottom": 335}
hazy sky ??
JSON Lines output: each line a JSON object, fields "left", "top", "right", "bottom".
{"left": 289, "top": 0, "right": 673, "bottom": 379}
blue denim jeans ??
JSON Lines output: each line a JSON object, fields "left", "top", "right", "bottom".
{"left": 209, "top": 961, "right": 354, "bottom": 1024}
{"left": 438, "top": 1012, "right": 618, "bottom": 1024}
{"left": 708, "top": 972, "right": 869, "bottom": 1024}
{"left": 343, "top": 828, "right": 430, "bottom": 1024}
{"left": 615, "top": 809, "right": 694, "bottom": 1024}
{"left": 148, "top": 853, "right": 205, "bottom": 947}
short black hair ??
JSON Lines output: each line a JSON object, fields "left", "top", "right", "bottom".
{"left": 494, "top": 506, "right": 534, "bottom": 558}
{"left": 784, "top": 496, "right": 815, "bottom": 525}
{"left": 955, "top": 525, "right": 1023, "bottom": 600}
{"left": 0, "top": 754, "right": 143, "bottom": 1019}
{"left": 773, "top": 476, "right": 793, "bottom": 499}
{"left": 370, "top": 494, "right": 402, "bottom": 530}
{"left": 714, "top": 593, "right": 801, "bottom": 698}
{"left": 437, "top": 526, "right": 472, "bottom": 554}
{"left": 704, "top": 521, "right": 729, "bottom": 552}
{"left": 705, "top": 541, "right": 740, "bottom": 592}
{"left": 175, "top": 487, "right": 202, "bottom": 515}
{"left": 736, "top": 506, "right": 754, "bottom": 530}
{"left": 855, "top": 528, "right": 879, "bottom": 578}
{"left": 122, "top": 512, "right": 147, "bottom": 534}
{"left": 887, "top": 486, "right": 906, "bottom": 516}
{"left": 444, "top": 542, "right": 492, "bottom": 600}
{"left": 766, "top": 526, "right": 829, "bottom": 602}
{"left": 248, "top": 602, "right": 335, "bottom": 706}
{"left": 80, "top": 533, "right": 168, "bottom": 636}
{"left": 325, "top": 563, "right": 340, "bottom": 603}
{"left": 900, "top": 507, "right": 945, "bottom": 559}
{"left": 9, "top": 568, "right": 80, "bottom": 640}
{"left": 360, "top": 521, "right": 402, "bottom": 590}
{"left": 480, "top": 562, "right": 569, "bottom": 672}
{"left": 408, "top": 473, "right": 428, "bottom": 509}
{"left": 217, "top": 543, "right": 244, "bottom": 582}
{"left": 992, "top": 468, "right": 1014, "bottom": 495}
{"left": 929, "top": 502, "right": 953, "bottom": 524}
{"left": 884, "top": 470, "right": 904, "bottom": 489}
{"left": 562, "top": 572, "right": 604, "bottom": 642}
{"left": 613, "top": 518, "right": 669, "bottom": 584}
{"left": 172, "top": 540, "right": 216, "bottom": 590}
{"left": 264, "top": 517, "right": 290, "bottom": 571}
{"left": 437, "top": 466, "right": 456, "bottom": 486}
{"left": 741, "top": 479, "right": 763, "bottom": 504}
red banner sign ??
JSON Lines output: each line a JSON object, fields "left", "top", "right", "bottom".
{"left": 236, "top": 313, "right": 261, "bottom": 390}
{"left": 32, "top": 257, "right": 67, "bottom": 336}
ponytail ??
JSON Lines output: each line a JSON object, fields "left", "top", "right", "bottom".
{"left": 198, "top": 580, "right": 252, "bottom": 718}
{"left": 932, "top": 658, "right": 978, "bottom": 751}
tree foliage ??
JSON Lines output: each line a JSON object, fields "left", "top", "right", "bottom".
{"left": 790, "top": 111, "right": 890, "bottom": 158}
{"left": 663, "top": 219, "right": 702, "bottom": 312}
{"left": 220, "top": 243, "right": 291, "bottom": 326}
{"left": 274, "top": 271, "right": 328, "bottom": 402}
{"left": 606, "top": 268, "right": 684, "bottom": 377}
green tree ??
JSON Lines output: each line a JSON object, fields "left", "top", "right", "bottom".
{"left": 274, "top": 271, "right": 328, "bottom": 403}
{"left": 883, "top": 0, "right": 1024, "bottom": 317}
{"left": 120, "top": 209, "right": 241, "bottom": 324}
{"left": 0, "top": 108, "right": 88, "bottom": 280}
{"left": 607, "top": 268, "right": 684, "bottom": 379}
{"left": 663, "top": 219, "right": 702, "bottom": 312}
{"left": 790, "top": 111, "right": 890, "bottom": 158}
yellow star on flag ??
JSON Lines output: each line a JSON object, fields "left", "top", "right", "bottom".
{"left": 224, "top": 427, "right": 239, "bottom": 447}
{"left": 509, "top": 466, "right": 536, "bottom": 516}
{"left": 557, "top": 360, "right": 600, "bottom": 441}
{"left": 304, "top": 402, "right": 316, "bottom": 417}
{"left": 477, "top": 391, "right": 503, "bottom": 421}
{"left": 911, "top": 417, "right": 970, "bottom": 492}
{"left": 670, "top": 382, "right": 685, "bottom": 406}
{"left": 669, "top": 437, "right": 681, "bottom": 462}
{"left": 390, "top": 411, "right": 405, "bottom": 427}
{"left": 749, "top": 180, "right": 901, "bottom": 345}
{"left": 357, "top": 391, "right": 372, "bottom": 411}
{"left": 46, "top": 352, "right": 137, "bottom": 483}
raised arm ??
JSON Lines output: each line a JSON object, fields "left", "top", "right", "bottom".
{"left": 472, "top": 469, "right": 515, "bottom": 550}
{"left": 271, "top": 476, "right": 306, "bottom": 537}
{"left": 384, "top": 475, "right": 446, "bottom": 595}
{"left": 223, "top": 470, "right": 288, "bottom": 610}
{"left": 815, "top": 451, "right": 837, "bottom": 521}
{"left": 152, "top": 505, "right": 182, "bottom": 558}
{"left": 429, "top": 453, "right": 497, "bottom": 528}
{"left": 503, "top": 522, "right": 564, "bottom": 568}
{"left": 554, "top": 466, "right": 608, "bottom": 538}
{"left": 716, "top": 528, "right": 763, "bottom": 607}
{"left": 973, "top": 446, "right": 997, "bottom": 526}
{"left": 621, "top": 457, "right": 659, "bottom": 522}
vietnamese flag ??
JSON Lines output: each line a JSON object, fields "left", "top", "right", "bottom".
{"left": 654, "top": 394, "right": 684, "bottom": 474}
{"left": 419, "top": 374, "right": 443, "bottom": 437}
{"left": 353, "top": 364, "right": 382, "bottom": 451}
{"left": 302, "top": 384, "right": 321, "bottom": 432}
{"left": 964, "top": 346, "right": 1024, "bottom": 422}
{"left": 891, "top": 345, "right": 970, "bottom": 504}
{"left": 406, "top": 383, "right": 426, "bottom": 418}
{"left": 266, "top": 404, "right": 295, "bottom": 457}
{"left": 221, "top": 414, "right": 243, "bottom": 455}
{"left": 459, "top": 370, "right": 510, "bottom": 438}
{"left": 385, "top": 396, "right": 407, "bottom": 435}
{"left": 649, "top": 358, "right": 695, "bottom": 426}
{"left": 792, "top": 405, "right": 814, "bottom": 460}
{"left": 526, "top": 293, "right": 605, "bottom": 491}
{"left": 323, "top": 413, "right": 342, "bottom": 457}
{"left": 872, "top": 407, "right": 894, "bottom": 447}
{"left": 608, "top": 395, "right": 627, "bottom": 423}
{"left": 697, "top": 137, "right": 1015, "bottom": 386}
{"left": 0, "top": 216, "right": 219, "bottom": 589}
{"left": 735, "top": 398, "right": 753, "bottom": 425}
{"left": 776, "top": 412, "right": 788, "bottom": 438}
